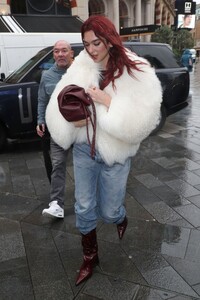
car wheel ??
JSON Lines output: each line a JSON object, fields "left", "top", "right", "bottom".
{"left": 0, "top": 124, "right": 7, "bottom": 150}
{"left": 150, "top": 105, "right": 167, "bottom": 136}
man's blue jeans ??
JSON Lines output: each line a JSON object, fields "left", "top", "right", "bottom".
{"left": 73, "top": 143, "right": 131, "bottom": 234}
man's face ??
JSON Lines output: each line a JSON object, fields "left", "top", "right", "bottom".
{"left": 53, "top": 41, "right": 74, "bottom": 69}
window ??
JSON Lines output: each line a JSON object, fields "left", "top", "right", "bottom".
{"left": 127, "top": 44, "right": 180, "bottom": 69}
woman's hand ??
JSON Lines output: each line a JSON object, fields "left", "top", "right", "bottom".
{"left": 87, "top": 86, "right": 111, "bottom": 109}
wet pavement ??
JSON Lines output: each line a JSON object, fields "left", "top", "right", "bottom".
{"left": 1, "top": 63, "right": 200, "bottom": 300}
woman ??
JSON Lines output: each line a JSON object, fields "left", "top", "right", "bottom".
{"left": 179, "top": 14, "right": 193, "bottom": 28}
{"left": 46, "top": 15, "right": 162, "bottom": 285}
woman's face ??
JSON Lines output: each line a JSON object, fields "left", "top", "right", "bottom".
{"left": 83, "top": 30, "right": 111, "bottom": 69}
{"left": 185, "top": 15, "right": 192, "bottom": 26}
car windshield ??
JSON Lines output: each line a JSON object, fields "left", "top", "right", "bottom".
{"left": 5, "top": 48, "right": 52, "bottom": 84}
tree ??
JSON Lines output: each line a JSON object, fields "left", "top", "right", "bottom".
{"left": 172, "top": 29, "right": 194, "bottom": 57}
{"left": 151, "top": 26, "right": 194, "bottom": 58}
{"left": 151, "top": 25, "right": 174, "bottom": 46}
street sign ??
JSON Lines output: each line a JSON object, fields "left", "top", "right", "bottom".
{"left": 120, "top": 25, "right": 160, "bottom": 37}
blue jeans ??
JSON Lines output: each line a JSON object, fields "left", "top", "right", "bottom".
{"left": 50, "top": 139, "right": 68, "bottom": 208}
{"left": 73, "top": 143, "right": 131, "bottom": 234}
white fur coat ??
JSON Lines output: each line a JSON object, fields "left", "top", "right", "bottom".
{"left": 46, "top": 49, "right": 162, "bottom": 166}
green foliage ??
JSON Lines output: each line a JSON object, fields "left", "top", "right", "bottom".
{"left": 151, "top": 26, "right": 194, "bottom": 58}
{"left": 173, "top": 30, "right": 194, "bottom": 57}
{"left": 151, "top": 26, "right": 174, "bottom": 46}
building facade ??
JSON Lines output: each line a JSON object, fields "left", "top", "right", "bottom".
{"left": 72, "top": 0, "right": 175, "bottom": 33}
{"left": 0, "top": 0, "right": 10, "bottom": 15}
{"left": 194, "top": 4, "right": 200, "bottom": 51}
{"left": 0, "top": 0, "right": 175, "bottom": 39}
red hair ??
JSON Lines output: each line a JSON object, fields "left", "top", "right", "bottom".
{"left": 81, "top": 15, "right": 143, "bottom": 89}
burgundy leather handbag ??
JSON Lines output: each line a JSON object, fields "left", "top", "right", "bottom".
{"left": 57, "top": 84, "right": 96, "bottom": 158}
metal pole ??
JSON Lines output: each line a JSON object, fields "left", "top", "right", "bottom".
{"left": 135, "top": 0, "right": 141, "bottom": 26}
{"left": 113, "top": 0, "right": 119, "bottom": 33}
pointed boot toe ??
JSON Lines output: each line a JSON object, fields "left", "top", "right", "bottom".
{"left": 75, "top": 255, "right": 99, "bottom": 286}
{"left": 75, "top": 264, "right": 91, "bottom": 286}
{"left": 117, "top": 216, "right": 128, "bottom": 239}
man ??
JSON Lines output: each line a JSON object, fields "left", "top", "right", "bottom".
{"left": 36, "top": 40, "right": 74, "bottom": 218}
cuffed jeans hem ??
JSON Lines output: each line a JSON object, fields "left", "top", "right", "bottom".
{"left": 79, "top": 227, "right": 97, "bottom": 235}
{"left": 76, "top": 217, "right": 97, "bottom": 235}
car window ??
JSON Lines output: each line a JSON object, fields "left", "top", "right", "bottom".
{"left": 22, "top": 45, "right": 83, "bottom": 83}
{"left": 4, "top": 43, "right": 182, "bottom": 85}
{"left": 73, "top": 45, "right": 83, "bottom": 57}
{"left": 5, "top": 47, "right": 52, "bottom": 84}
{"left": 24, "top": 52, "right": 55, "bottom": 83}
{"left": 125, "top": 44, "right": 180, "bottom": 69}
{"left": 5, "top": 45, "right": 83, "bottom": 84}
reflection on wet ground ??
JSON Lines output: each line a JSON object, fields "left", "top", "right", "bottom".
{"left": 0, "top": 64, "right": 200, "bottom": 299}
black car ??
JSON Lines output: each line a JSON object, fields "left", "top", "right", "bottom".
{"left": 0, "top": 42, "right": 190, "bottom": 150}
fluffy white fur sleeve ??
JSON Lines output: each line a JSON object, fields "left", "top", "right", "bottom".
{"left": 97, "top": 60, "right": 162, "bottom": 145}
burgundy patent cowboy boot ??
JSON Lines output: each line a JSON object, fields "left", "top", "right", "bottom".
{"left": 117, "top": 216, "right": 128, "bottom": 239}
{"left": 75, "top": 228, "right": 99, "bottom": 286}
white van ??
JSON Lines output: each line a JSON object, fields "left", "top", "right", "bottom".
{"left": 0, "top": 32, "right": 82, "bottom": 79}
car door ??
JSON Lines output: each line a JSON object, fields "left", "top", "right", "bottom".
{"left": 0, "top": 81, "right": 39, "bottom": 138}
{"left": 0, "top": 51, "right": 55, "bottom": 139}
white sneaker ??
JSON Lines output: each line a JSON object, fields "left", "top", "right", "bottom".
{"left": 42, "top": 201, "right": 64, "bottom": 218}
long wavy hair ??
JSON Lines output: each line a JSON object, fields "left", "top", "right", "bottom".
{"left": 81, "top": 15, "right": 143, "bottom": 89}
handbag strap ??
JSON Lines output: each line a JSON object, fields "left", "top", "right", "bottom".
{"left": 85, "top": 94, "right": 96, "bottom": 159}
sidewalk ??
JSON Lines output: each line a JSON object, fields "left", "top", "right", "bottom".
{"left": 1, "top": 66, "right": 200, "bottom": 299}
